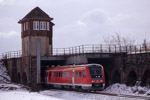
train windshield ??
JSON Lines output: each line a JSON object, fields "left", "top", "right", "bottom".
{"left": 88, "top": 65, "right": 102, "bottom": 80}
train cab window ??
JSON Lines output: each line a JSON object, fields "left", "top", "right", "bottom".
{"left": 45, "top": 72, "right": 47, "bottom": 77}
{"left": 79, "top": 72, "right": 81, "bottom": 78}
{"left": 76, "top": 72, "right": 78, "bottom": 77}
{"left": 49, "top": 72, "right": 51, "bottom": 77}
{"left": 83, "top": 71, "right": 86, "bottom": 77}
{"left": 67, "top": 72, "right": 69, "bottom": 77}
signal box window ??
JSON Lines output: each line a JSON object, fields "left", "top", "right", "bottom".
{"left": 76, "top": 72, "right": 78, "bottom": 77}
{"left": 33, "top": 21, "right": 39, "bottom": 30}
{"left": 40, "top": 21, "right": 46, "bottom": 30}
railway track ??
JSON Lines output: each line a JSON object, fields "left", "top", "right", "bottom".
{"left": 47, "top": 88, "right": 150, "bottom": 100}
{"left": 93, "top": 92, "right": 150, "bottom": 100}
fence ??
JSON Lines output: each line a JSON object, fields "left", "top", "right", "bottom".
{"left": 1, "top": 43, "right": 150, "bottom": 59}
{"left": 53, "top": 44, "right": 150, "bottom": 55}
{"left": 1, "top": 50, "right": 22, "bottom": 59}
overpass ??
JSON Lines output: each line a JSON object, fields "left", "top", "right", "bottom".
{"left": 1, "top": 44, "right": 150, "bottom": 88}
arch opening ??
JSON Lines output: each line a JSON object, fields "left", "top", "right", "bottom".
{"left": 126, "top": 70, "right": 137, "bottom": 86}
{"left": 112, "top": 70, "right": 121, "bottom": 83}
{"left": 104, "top": 71, "right": 109, "bottom": 87}
{"left": 141, "top": 69, "right": 150, "bottom": 86}
{"left": 12, "top": 69, "right": 17, "bottom": 82}
{"left": 17, "top": 73, "right": 21, "bottom": 83}
{"left": 22, "top": 72, "right": 27, "bottom": 85}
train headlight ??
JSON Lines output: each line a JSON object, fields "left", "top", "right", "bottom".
{"left": 100, "top": 80, "right": 103, "bottom": 82}
{"left": 103, "top": 83, "right": 105, "bottom": 87}
{"left": 92, "top": 80, "right": 94, "bottom": 83}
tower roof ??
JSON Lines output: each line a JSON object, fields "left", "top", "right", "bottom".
{"left": 18, "top": 7, "right": 53, "bottom": 23}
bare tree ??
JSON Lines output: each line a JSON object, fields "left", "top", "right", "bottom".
{"left": 104, "top": 33, "right": 135, "bottom": 46}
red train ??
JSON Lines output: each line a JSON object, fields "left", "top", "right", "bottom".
{"left": 44, "top": 64, "right": 105, "bottom": 91}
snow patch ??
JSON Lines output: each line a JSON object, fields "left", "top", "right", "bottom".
{"left": 0, "top": 61, "right": 10, "bottom": 82}
{"left": 101, "top": 83, "right": 150, "bottom": 97}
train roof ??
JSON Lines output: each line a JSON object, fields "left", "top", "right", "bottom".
{"left": 46, "top": 64, "right": 103, "bottom": 71}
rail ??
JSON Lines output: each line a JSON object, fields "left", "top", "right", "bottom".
{"left": 1, "top": 43, "right": 150, "bottom": 59}
{"left": 1, "top": 50, "right": 22, "bottom": 59}
{"left": 53, "top": 44, "right": 150, "bottom": 55}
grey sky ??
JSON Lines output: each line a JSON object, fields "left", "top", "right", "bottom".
{"left": 0, "top": 0, "right": 150, "bottom": 54}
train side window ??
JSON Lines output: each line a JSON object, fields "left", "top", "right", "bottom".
{"left": 61, "top": 72, "right": 63, "bottom": 77}
{"left": 83, "top": 71, "right": 86, "bottom": 77}
{"left": 64, "top": 72, "right": 66, "bottom": 77}
{"left": 67, "top": 72, "right": 69, "bottom": 77}
{"left": 76, "top": 72, "right": 78, "bottom": 77}
{"left": 79, "top": 72, "right": 81, "bottom": 78}
{"left": 49, "top": 72, "right": 51, "bottom": 77}
{"left": 56, "top": 72, "right": 58, "bottom": 77}
{"left": 59, "top": 72, "right": 60, "bottom": 77}
{"left": 54, "top": 72, "right": 55, "bottom": 77}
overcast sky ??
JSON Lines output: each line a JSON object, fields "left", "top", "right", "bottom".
{"left": 0, "top": 0, "right": 150, "bottom": 54}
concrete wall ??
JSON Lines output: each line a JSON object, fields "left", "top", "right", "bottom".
{"left": 65, "top": 54, "right": 88, "bottom": 65}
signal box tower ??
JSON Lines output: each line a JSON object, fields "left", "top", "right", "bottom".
{"left": 18, "top": 7, "right": 54, "bottom": 88}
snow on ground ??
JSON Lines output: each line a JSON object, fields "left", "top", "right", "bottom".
{"left": 0, "top": 91, "right": 63, "bottom": 100}
{"left": 0, "top": 81, "right": 30, "bottom": 91}
{"left": 0, "top": 62, "right": 10, "bottom": 82}
{"left": 0, "top": 89, "right": 145, "bottom": 100}
{"left": 100, "top": 83, "right": 150, "bottom": 97}
{"left": 0, "top": 60, "right": 149, "bottom": 100}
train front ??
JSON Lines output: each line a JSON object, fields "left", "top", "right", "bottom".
{"left": 88, "top": 64, "right": 105, "bottom": 91}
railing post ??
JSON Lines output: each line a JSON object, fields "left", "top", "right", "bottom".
{"left": 82, "top": 45, "right": 84, "bottom": 54}
{"left": 140, "top": 45, "right": 141, "bottom": 54}
{"left": 145, "top": 44, "right": 147, "bottom": 53}
{"left": 64, "top": 48, "right": 65, "bottom": 55}
{"left": 72, "top": 47, "right": 74, "bottom": 55}
{"left": 101, "top": 45, "right": 102, "bottom": 53}
{"left": 135, "top": 46, "right": 136, "bottom": 54}
{"left": 79, "top": 46, "right": 80, "bottom": 54}
{"left": 120, "top": 45, "right": 122, "bottom": 53}
{"left": 115, "top": 45, "right": 116, "bottom": 53}
{"left": 109, "top": 45, "right": 111, "bottom": 53}
{"left": 69, "top": 48, "right": 71, "bottom": 55}
{"left": 56, "top": 49, "right": 58, "bottom": 55}
{"left": 126, "top": 46, "right": 128, "bottom": 53}
{"left": 92, "top": 45, "right": 94, "bottom": 53}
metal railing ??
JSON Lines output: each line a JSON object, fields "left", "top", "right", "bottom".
{"left": 1, "top": 50, "right": 22, "bottom": 59}
{"left": 53, "top": 44, "right": 150, "bottom": 55}
{"left": 1, "top": 43, "right": 150, "bottom": 59}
